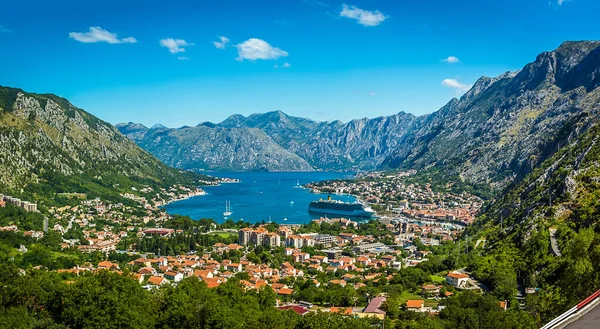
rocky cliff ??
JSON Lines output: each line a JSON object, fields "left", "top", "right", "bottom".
{"left": 116, "top": 122, "right": 314, "bottom": 172}
{"left": 383, "top": 41, "right": 600, "bottom": 189}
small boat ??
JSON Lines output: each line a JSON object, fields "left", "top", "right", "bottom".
{"left": 223, "top": 200, "right": 233, "bottom": 217}
{"left": 290, "top": 201, "right": 295, "bottom": 206}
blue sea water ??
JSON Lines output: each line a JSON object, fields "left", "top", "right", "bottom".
{"left": 164, "top": 172, "right": 356, "bottom": 224}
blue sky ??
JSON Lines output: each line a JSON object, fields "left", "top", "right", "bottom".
{"left": 0, "top": 0, "right": 598, "bottom": 127}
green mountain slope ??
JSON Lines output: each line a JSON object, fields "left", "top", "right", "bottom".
{"left": 463, "top": 119, "right": 600, "bottom": 323}
{"left": 0, "top": 86, "right": 203, "bottom": 202}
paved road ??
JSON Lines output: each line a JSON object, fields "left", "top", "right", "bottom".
{"left": 564, "top": 302, "right": 600, "bottom": 329}
{"left": 550, "top": 229, "right": 562, "bottom": 256}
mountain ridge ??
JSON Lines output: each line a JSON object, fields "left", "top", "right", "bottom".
{"left": 0, "top": 86, "right": 204, "bottom": 203}
{"left": 115, "top": 41, "right": 600, "bottom": 189}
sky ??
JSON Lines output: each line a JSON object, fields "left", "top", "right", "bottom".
{"left": 0, "top": 0, "right": 598, "bottom": 127}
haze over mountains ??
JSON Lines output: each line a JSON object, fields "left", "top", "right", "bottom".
{"left": 118, "top": 41, "right": 600, "bottom": 190}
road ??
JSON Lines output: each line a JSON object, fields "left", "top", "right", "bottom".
{"left": 550, "top": 229, "right": 562, "bottom": 256}
{"left": 563, "top": 301, "right": 600, "bottom": 328}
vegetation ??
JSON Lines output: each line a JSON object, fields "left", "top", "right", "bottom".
{"left": 0, "top": 267, "right": 379, "bottom": 329}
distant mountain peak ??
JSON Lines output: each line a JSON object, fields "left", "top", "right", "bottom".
{"left": 150, "top": 123, "right": 168, "bottom": 130}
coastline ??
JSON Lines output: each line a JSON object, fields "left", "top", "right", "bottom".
{"left": 157, "top": 190, "right": 208, "bottom": 207}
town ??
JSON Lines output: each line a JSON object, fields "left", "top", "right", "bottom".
{"left": 0, "top": 172, "right": 504, "bottom": 323}
{"left": 305, "top": 170, "right": 484, "bottom": 226}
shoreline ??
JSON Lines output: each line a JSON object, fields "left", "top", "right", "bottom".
{"left": 158, "top": 190, "right": 208, "bottom": 207}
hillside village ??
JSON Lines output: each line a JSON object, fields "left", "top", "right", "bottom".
{"left": 0, "top": 174, "right": 501, "bottom": 320}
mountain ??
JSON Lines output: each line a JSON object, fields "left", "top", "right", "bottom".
{"left": 383, "top": 41, "right": 600, "bottom": 189}
{"left": 461, "top": 114, "right": 600, "bottom": 322}
{"left": 119, "top": 111, "right": 420, "bottom": 172}
{"left": 441, "top": 41, "right": 600, "bottom": 321}
{"left": 118, "top": 41, "right": 600, "bottom": 182}
{"left": 0, "top": 86, "right": 203, "bottom": 202}
{"left": 115, "top": 122, "right": 313, "bottom": 172}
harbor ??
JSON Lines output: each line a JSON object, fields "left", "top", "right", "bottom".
{"left": 164, "top": 172, "right": 356, "bottom": 224}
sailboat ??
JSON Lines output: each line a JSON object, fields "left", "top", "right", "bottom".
{"left": 223, "top": 200, "right": 233, "bottom": 217}
{"left": 283, "top": 210, "right": 288, "bottom": 221}
{"left": 294, "top": 179, "right": 301, "bottom": 188}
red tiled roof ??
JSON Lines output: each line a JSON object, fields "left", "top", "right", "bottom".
{"left": 278, "top": 305, "right": 309, "bottom": 315}
{"left": 406, "top": 300, "right": 424, "bottom": 308}
{"left": 447, "top": 272, "right": 469, "bottom": 279}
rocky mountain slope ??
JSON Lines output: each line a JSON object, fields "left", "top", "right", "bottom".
{"left": 116, "top": 122, "right": 313, "bottom": 172}
{"left": 119, "top": 111, "right": 420, "bottom": 172}
{"left": 0, "top": 86, "right": 202, "bottom": 201}
{"left": 383, "top": 41, "right": 600, "bottom": 189}
{"left": 119, "top": 41, "right": 600, "bottom": 189}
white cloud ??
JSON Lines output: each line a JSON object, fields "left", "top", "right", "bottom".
{"left": 213, "top": 36, "right": 230, "bottom": 49}
{"left": 236, "top": 38, "right": 288, "bottom": 61}
{"left": 177, "top": 56, "right": 189, "bottom": 60}
{"left": 69, "top": 27, "right": 137, "bottom": 44}
{"left": 160, "top": 38, "right": 194, "bottom": 54}
{"left": 442, "top": 56, "right": 460, "bottom": 63}
{"left": 442, "top": 79, "right": 472, "bottom": 93}
{"left": 283, "top": 62, "right": 291, "bottom": 68}
{"left": 368, "top": 92, "right": 376, "bottom": 96}
{"left": 340, "top": 4, "right": 387, "bottom": 26}
{"left": 121, "top": 37, "right": 137, "bottom": 43}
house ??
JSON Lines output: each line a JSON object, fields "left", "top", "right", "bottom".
{"left": 339, "top": 232, "right": 356, "bottom": 241}
{"left": 97, "top": 261, "right": 119, "bottom": 270}
{"left": 446, "top": 272, "right": 469, "bottom": 288}
{"left": 406, "top": 300, "right": 425, "bottom": 312}
{"left": 138, "top": 267, "right": 157, "bottom": 276}
{"left": 364, "top": 296, "right": 386, "bottom": 316}
{"left": 342, "top": 274, "right": 355, "bottom": 282}
{"left": 134, "top": 258, "right": 152, "bottom": 267}
{"left": 330, "top": 307, "right": 353, "bottom": 315}
{"left": 277, "top": 288, "right": 294, "bottom": 296}
{"left": 292, "top": 252, "right": 310, "bottom": 263}
{"left": 147, "top": 276, "right": 167, "bottom": 286}
{"left": 278, "top": 305, "right": 309, "bottom": 316}
{"left": 311, "top": 255, "right": 329, "bottom": 264}
{"left": 328, "top": 279, "right": 346, "bottom": 287}
{"left": 164, "top": 271, "right": 184, "bottom": 282}
{"left": 421, "top": 284, "right": 440, "bottom": 296}
{"left": 194, "top": 269, "right": 214, "bottom": 280}
{"left": 226, "top": 263, "right": 242, "bottom": 272}
{"left": 131, "top": 273, "right": 144, "bottom": 284}
{"left": 204, "top": 277, "right": 223, "bottom": 288}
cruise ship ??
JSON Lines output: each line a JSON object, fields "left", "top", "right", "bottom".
{"left": 308, "top": 196, "right": 375, "bottom": 218}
